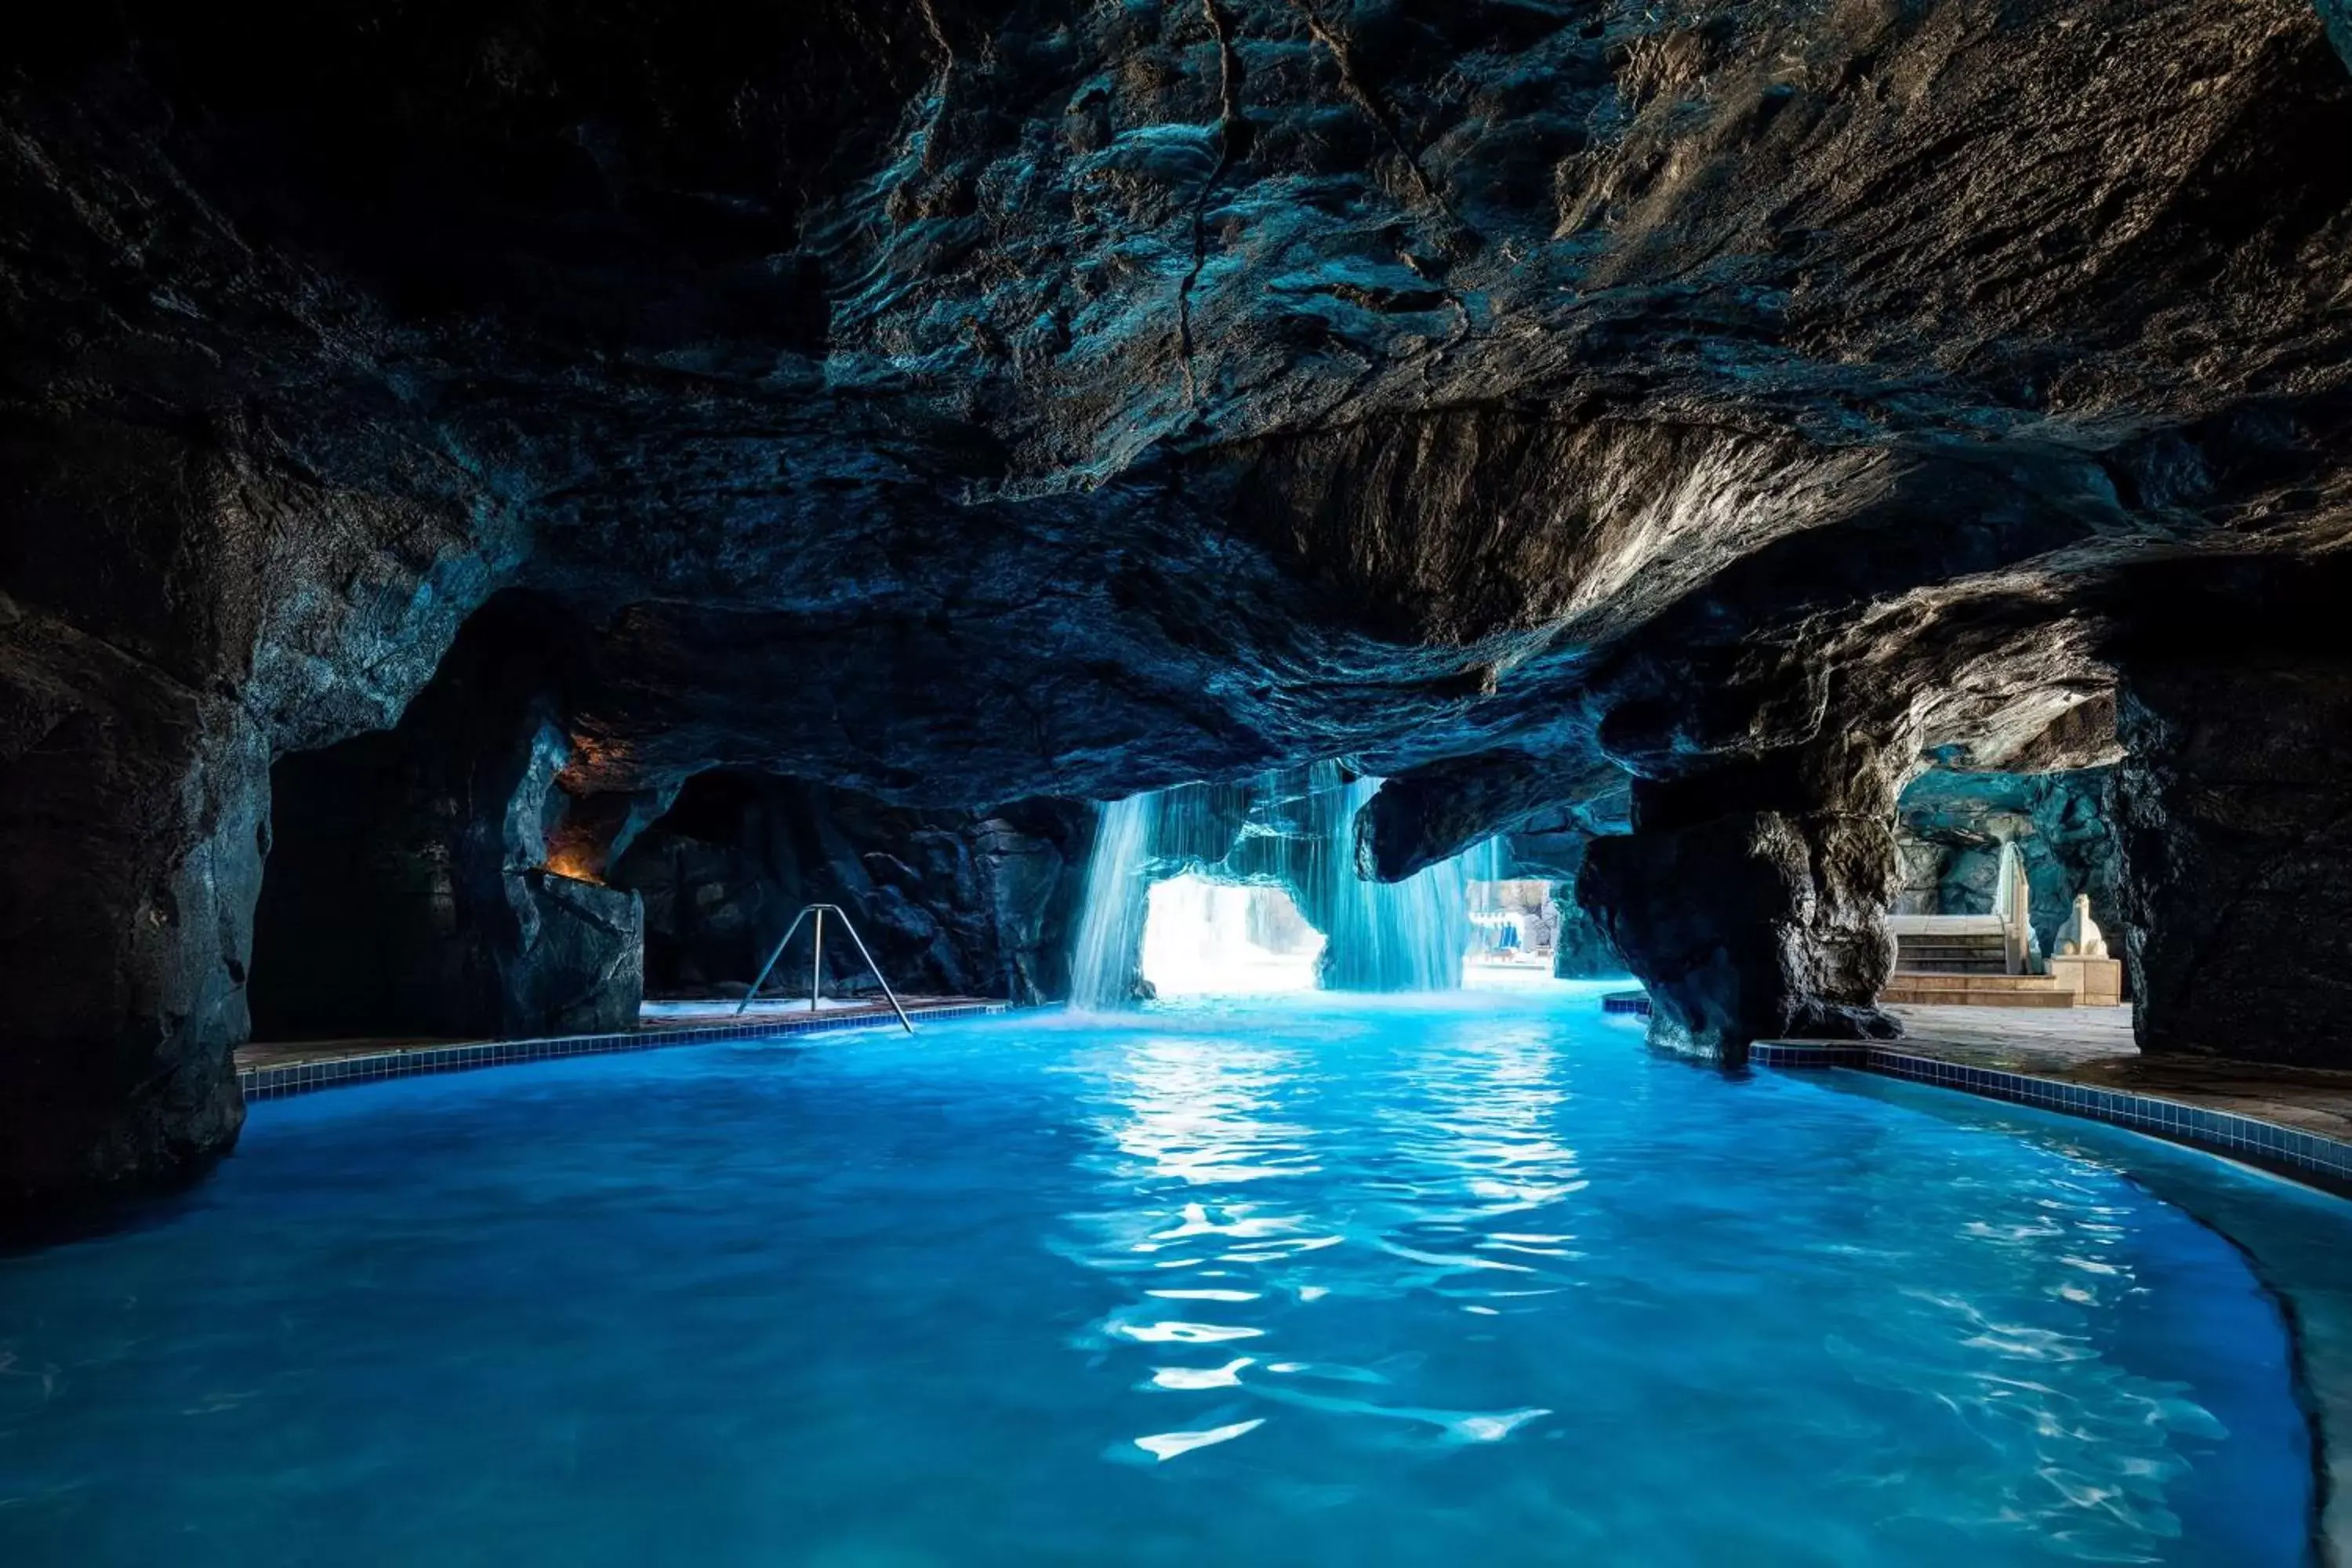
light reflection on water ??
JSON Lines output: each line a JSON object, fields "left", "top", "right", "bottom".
{"left": 0, "top": 984, "right": 2324, "bottom": 1566}
{"left": 1050, "top": 991, "right": 2310, "bottom": 1565}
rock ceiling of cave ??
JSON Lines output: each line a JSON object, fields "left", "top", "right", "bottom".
{"left": 5, "top": 0, "right": 2350, "bottom": 846}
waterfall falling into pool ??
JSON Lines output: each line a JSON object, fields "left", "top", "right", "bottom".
{"left": 1069, "top": 790, "right": 1154, "bottom": 1010}
{"left": 1301, "top": 764, "right": 1499, "bottom": 992}
{"left": 1069, "top": 768, "right": 1506, "bottom": 1007}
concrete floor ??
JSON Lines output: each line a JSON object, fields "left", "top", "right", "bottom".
{"left": 1888, "top": 1004, "right": 2138, "bottom": 1064}
{"left": 639, "top": 996, "right": 940, "bottom": 1024}
{"left": 1889, "top": 1003, "right": 2352, "bottom": 1142}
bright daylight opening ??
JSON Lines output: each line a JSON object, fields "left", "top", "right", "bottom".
{"left": 1138, "top": 874, "right": 1326, "bottom": 995}
{"left": 1465, "top": 879, "right": 1561, "bottom": 974}
{"left": 1139, "top": 872, "right": 1570, "bottom": 997}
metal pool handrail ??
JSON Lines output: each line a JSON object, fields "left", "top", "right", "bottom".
{"left": 735, "top": 903, "right": 916, "bottom": 1034}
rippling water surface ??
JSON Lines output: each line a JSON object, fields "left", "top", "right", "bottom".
{"left": 0, "top": 985, "right": 2321, "bottom": 1565}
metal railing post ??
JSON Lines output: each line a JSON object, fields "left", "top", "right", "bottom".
{"left": 832, "top": 908, "right": 918, "bottom": 1036}
{"left": 737, "top": 906, "right": 814, "bottom": 1015}
{"left": 734, "top": 901, "right": 917, "bottom": 1035}
{"left": 811, "top": 905, "right": 825, "bottom": 1012}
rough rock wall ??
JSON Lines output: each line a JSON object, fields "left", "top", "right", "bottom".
{"left": 610, "top": 772, "right": 1092, "bottom": 1007}
{"left": 1581, "top": 733, "right": 1903, "bottom": 1057}
{"left": 1894, "top": 769, "right": 2125, "bottom": 960}
{"left": 1550, "top": 905, "right": 1632, "bottom": 982}
{"left": 2118, "top": 659, "right": 2352, "bottom": 1062}
{"left": 2325, "top": 1, "right": 2352, "bottom": 69}
{"left": 0, "top": 427, "right": 505, "bottom": 1209}
{"left": 2110, "top": 558, "right": 2352, "bottom": 1062}
{"left": 0, "top": 624, "right": 265, "bottom": 1209}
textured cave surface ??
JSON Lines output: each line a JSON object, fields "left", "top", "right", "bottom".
{"left": 1548, "top": 908, "right": 1630, "bottom": 982}
{"left": 4, "top": 0, "right": 2352, "bottom": 1208}
{"left": 611, "top": 771, "right": 1091, "bottom": 1008}
{"left": 2107, "top": 560, "right": 2352, "bottom": 1065}
{"left": 1581, "top": 733, "right": 1905, "bottom": 1056}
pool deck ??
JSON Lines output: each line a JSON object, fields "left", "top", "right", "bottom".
{"left": 1888, "top": 1004, "right": 2352, "bottom": 1143}
{"left": 234, "top": 996, "right": 1004, "bottom": 1099}
{"left": 1755, "top": 1003, "right": 2352, "bottom": 1192}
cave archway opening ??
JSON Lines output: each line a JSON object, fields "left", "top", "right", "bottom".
{"left": 246, "top": 713, "right": 640, "bottom": 1046}
{"left": 1136, "top": 873, "right": 1326, "bottom": 996}
{"left": 1889, "top": 764, "right": 2127, "bottom": 1006}
{"left": 1131, "top": 869, "right": 1586, "bottom": 999}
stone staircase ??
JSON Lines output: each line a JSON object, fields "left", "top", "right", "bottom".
{"left": 1882, "top": 911, "right": 2078, "bottom": 1007}
{"left": 1892, "top": 925, "right": 2008, "bottom": 975}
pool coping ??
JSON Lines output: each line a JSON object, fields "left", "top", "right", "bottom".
{"left": 1751, "top": 1040, "right": 2352, "bottom": 1192}
{"left": 238, "top": 1002, "right": 1007, "bottom": 1102}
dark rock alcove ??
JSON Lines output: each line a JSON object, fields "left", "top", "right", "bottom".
{"left": 2108, "top": 557, "right": 2352, "bottom": 1065}
{"left": 609, "top": 771, "right": 1092, "bottom": 1008}
{"left": 247, "top": 608, "right": 645, "bottom": 1044}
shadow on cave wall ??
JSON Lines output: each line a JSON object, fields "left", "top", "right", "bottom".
{"left": 608, "top": 771, "right": 1092, "bottom": 1007}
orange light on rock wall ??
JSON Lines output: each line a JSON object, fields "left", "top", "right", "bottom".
{"left": 543, "top": 845, "right": 605, "bottom": 885}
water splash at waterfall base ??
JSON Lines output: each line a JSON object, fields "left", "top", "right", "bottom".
{"left": 1069, "top": 791, "right": 1154, "bottom": 1010}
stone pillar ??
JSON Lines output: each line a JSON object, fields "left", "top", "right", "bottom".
{"left": 1550, "top": 886, "right": 1628, "bottom": 979}
{"left": 0, "top": 619, "right": 264, "bottom": 1212}
{"left": 0, "top": 420, "right": 289, "bottom": 1214}
{"left": 1578, "top": 735, "right": 1900, "bottom": 1058}
{"left": 2116, "top": 655, "right": 2352, "bottom": 1064}
{"left": 0, "top": 414, "right": 497, "bottom": 1214}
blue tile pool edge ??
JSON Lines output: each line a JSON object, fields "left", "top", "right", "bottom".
{"left": 1751, "top": 1040, "right": 2352, "bottom": 1191}
{"left": 238, "top": 1004, "right": 1009, "bottom": 1102}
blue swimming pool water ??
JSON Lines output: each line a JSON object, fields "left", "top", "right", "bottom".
{"left": 0, "top": 986, "right": 2323, "bottom": 1565}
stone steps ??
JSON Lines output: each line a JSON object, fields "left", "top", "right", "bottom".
{"left": 1893, "top": 928, "right": 2010, "bottom": 978}
{"left": 1882, "top": 971, "right": 2079, "bottom": 1007}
